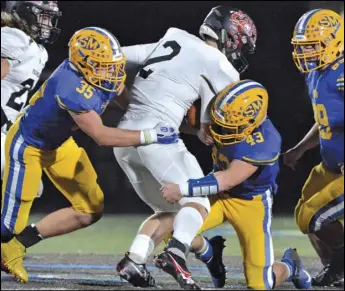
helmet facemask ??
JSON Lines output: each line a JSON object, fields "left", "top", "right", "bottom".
{"left": 13, "top": 1, "right": 62, "bottom": 44}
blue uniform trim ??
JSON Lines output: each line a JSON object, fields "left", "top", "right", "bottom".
{"left": 309, "top": 194, "right": 344, "bottom": 233}
{"left": 1, "top": 130, "right": 27, "bottom": 234}
{"left": 188, "top": 174, "right": 219, "bottom": 197}
{"left": 262, "top": 191, "right": 274, "bottom": 289}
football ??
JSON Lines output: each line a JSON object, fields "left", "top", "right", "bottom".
{"left": 186, "top": 99, "right": 201, "bottom": 129}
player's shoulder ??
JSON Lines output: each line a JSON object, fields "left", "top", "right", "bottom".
{"left": 237, "top": 119, "right": 282, "bottom": 166}
{"left": 51, "top": 60, "right": 100, "bottom": 112}
{"left": 1, "top": 27, "right": 32, "bottom": 58}
{"left": 326, "top": 56, "right": 344, "bottom": 91}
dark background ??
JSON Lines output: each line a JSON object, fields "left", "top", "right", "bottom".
{"left": 3, "top": 1, "right": 343, "bottom": 215}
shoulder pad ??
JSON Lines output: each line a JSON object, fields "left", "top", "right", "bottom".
{"left": 332, "top": 57, "right": 344, "bottom": 91}
{"left": 234, "top": 120, "right": 282, "bottom": 166}
{"left": 53, "top": 70, "right": 98, "bottom": 113}
{"left": 1, "top": 27, "right": 31, "bottom": 60}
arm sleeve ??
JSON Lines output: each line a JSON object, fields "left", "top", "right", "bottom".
{"left": 122, "top": 43, "right": 159, "bottom": 65}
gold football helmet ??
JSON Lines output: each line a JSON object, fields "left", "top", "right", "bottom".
{"left": 68, "top": 27, "right": 126, "bottom": 93}
{"left": 210, "top": 79, "right": 268, "bottom": 145}
{"left": 291, "top": 9, "right": 344, "bottom": 73}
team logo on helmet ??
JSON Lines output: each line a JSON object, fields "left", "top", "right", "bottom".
{"left": 243, "top": 99, "right": 263, "bottom": 118}
{"left": 78, "top": 36, "right": 101, "bottom": 51}
{"left": 318, "top": 15, "right": 339, "bottom": 28}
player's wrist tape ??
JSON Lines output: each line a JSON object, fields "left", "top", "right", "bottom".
{"left": 179, "top": 174, "right": 219, "bottom": 197}
{"left": 140, "top": 129, "right": 158, "bottom": 144}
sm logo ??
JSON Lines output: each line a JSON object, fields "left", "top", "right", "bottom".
{"left": 243, "top": 100, "right": 263, "bottom": 118}
{"left": 318, "top": 16, "right": 339, "bottom": 28}
{"left": 79, "top": 36, "right": 101, "bottom": 50}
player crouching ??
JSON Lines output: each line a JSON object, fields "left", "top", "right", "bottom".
{"left": 159, "top": 80, "right": 312, "bottom": 290}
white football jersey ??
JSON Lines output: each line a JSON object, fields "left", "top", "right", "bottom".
{"left": 121, "top": 28, "right": 240, "bottom": 129}
{"left": 1, "top": 27, "right": 48, "bottom": 132}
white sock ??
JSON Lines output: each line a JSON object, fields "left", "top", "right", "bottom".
{"left": 128, "top": 234, "right": 154, "bottom": 264}
{"left": 173, "top": 207, "right": 204, "bottom": 247}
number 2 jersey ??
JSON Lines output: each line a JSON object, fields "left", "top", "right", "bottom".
{"left": 212, "top": 119, "right": 282, "bottom": 199}
{"left": 305, "top": 56, "right": 344, "bottom": 173}
{"left": 120, "top": 28, "right": 240, "bottom": 130}
{"left": 19, "top": 59, "right": 117, "bottom": 150}
{"left": 1, "top": 26, "right": 48, "bottom": 131}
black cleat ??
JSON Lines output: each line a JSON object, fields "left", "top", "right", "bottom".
{"left": 155, "top": 238, "right": 200, "bottom": 290}
{"left": 201, "top": 236, "right": 226, "bottom": 288}
{"left": 116, "top": 253, "right": 156, "bottom": 288}
{"left": 312, "top": 264, "right": 344, "bottom": 287}
{"left": 312, "top": 246, "right": 344, "bottom": 287}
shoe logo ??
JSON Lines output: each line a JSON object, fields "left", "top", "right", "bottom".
{"left": 304, "top": 270, "right": 312, "bottom": 283}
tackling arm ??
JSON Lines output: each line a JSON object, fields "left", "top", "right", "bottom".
{"left": 69, "top": 110, "right": 159, "bottom": 147}
{"left": 179, "top": 159, "right": 258, "bottom": 197}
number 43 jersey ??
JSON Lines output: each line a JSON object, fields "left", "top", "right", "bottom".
{"left": 121, "top": 28, "right": 240, "bottom": 130}
{"left": 212, "top": 119, "right": 282, "bottom": 199}
{"left": 1, "top": 27, "right": 48, "bottom": 131}
{"left": 306, "top": 56, "right": 344, "bottom": 173}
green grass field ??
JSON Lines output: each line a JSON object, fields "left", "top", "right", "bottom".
{"left": 27, "top": 214, "right": 319, "bottom": 258}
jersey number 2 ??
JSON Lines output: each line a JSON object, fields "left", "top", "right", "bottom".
{"left": 6, "top": 79, "right": 35, "bottom": 111}
{"left": 139, "top": 41, "right": 181, "bottom": 79}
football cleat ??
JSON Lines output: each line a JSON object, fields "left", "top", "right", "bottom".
{"left": 312, "top": 246, "right": 344, "bottom": 287}
{"left": 116, "top": 252, "right": 156, "bottom": 288}
{"left": 196, "top": 236, "right": 226, "bottom": 288}
{"left": 282, "top": 248, "right": 311, "bottom": 289}
{"left": 155, "top": 238, "right": 200, "bottom": 290}
{"left": 1, "top": 237, "right": 28, "bottom": 283}
{"left": 312, "top": 265, "right": 344, "bottom": 287}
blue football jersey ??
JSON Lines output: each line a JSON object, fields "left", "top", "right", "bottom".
{"left": 20, "top": 59, "right": 117, "bottom": 150}
{"left": 212, "top": 119, "right": 282, "bottom": 199}
{"left": 305, "top": 56, "right": 344, "bottom": 173}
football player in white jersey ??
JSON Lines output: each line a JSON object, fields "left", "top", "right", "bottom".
{"left": 1, "top": 1, "right": 62, "bottom": 198}
{"left": 115, "top": 6, "right": 257, "bottom": 289}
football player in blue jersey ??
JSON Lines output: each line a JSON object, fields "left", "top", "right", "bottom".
{"left": 160, "top": 80, "right": 312, "bottom": 290}
{"left": 284, "top": 9, "right": 344, "bottom": 287}
{"left": 1, "top": 26, "right": 179, "bottom": 283}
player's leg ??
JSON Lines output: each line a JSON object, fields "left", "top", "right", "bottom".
{"left": 15, "top": 137, "right": 104, "bottom": 248}
{"left": 138, "top": 141, "right": 209, "bottom": 289}
{"left": 190, "top": 196, "right": 227, "bottom": 288}
{"left": 1, "top": 122, "right": 43, "bottom": 283}
{"left": 114, "top": 146, "right": 176, "bottom": 287}
{"left": 295, "top": 162, "right": 344, "bottom": 286}
{"left": 229, "top": 192, "right": 311, "bottom": 289}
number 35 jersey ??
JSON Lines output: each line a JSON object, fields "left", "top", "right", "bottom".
{"left": 121, "top": 28, "right": 240, "bottom": 130}
{"left": 306, "top": 56, "right": 344, "bottom": 173}
{"left": 1, "top": 27, "right": 48, "bottom": 130}
{"left": 20, "top": 59, "right": 116, "bottom": 151}
{"left": 212, "top": 119, "right": 282, "bottom": 199}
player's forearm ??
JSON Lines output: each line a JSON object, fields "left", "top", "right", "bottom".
{"left": 94, "top": 126, "right": 158, "bottom": 147}
{"left": 294, "top": 123, "right": 320, "bottom": 152}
